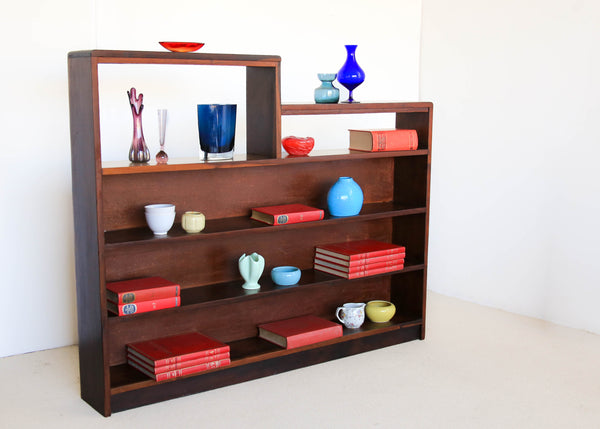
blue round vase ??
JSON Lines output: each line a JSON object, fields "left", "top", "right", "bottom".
{"left": 337, "top": 45, "right": 365, "bottom": 103}
{"left": 327, "top": 177, "right": 364, "bottom": 216}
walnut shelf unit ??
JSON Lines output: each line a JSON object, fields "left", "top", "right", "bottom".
{"left": 68, "top": 49, "right": 433, "bottom": 416}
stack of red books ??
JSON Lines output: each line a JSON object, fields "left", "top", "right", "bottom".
{"left": 106, "top": 276, "right": 180, "bottom": 316}
{"left": 313, "top": 239, "right": 406, "bottom": 279}
{"left": 127, "top": 332, "right": 231, "bottom": 381}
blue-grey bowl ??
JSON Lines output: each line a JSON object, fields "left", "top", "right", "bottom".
{"left": 271, "top": 266, "right": 301, "bottom": 286}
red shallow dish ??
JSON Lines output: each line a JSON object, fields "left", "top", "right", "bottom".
{"left": 159, "top": 42, "right": 205, "bottom": 53}
{"left": 282, "top": 136, "right": 315, "bottom": 156}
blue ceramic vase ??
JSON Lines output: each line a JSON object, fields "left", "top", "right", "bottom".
{"left": 337, "top": 45, "right": 365, "bottom": 103}
{"left": 327, "top": 177, "right": 364, "bottom": 216}
{"left": 314, "top": 73, "right": 340, "bottom": 104}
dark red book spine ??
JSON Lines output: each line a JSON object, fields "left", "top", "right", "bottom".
{"left": 128, "top": 357, "right": 231, "bottom": 381}
{"left": 314, "top": 251, "right": 406, "bottom": 267}
{"left": 127, "top": 351, "right": 231, "bottom": 374}
{"left": 251, "top": 204, "right": 324, "bottom": 225}
{"left": 128, "top": 344, "right": 231, "bottom": 367}
{"left": 106, "top": 276, "right": 180, "bottom": 304}
{"left": 107, "top": 296, "right": 180, "bottom": 316}
{"left": 107, "top": 285, "right": 179, "bottom": 304}
{"left": 314, "top": 262, "right": 404, "bottom": 279}
{"left": 314, "top": 256, "right": 405, "bottom": 273}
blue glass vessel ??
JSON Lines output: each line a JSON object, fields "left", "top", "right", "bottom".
{"left": 337, "top": 45, "right": 365, "bottom": 103}
{"left": 197, "top": 104, "right": 237, "bottom": 160}
{"left": 327, "top": 177, "right": 364, "bottom": 217}
{"left": 314, "top": 73, "right": 340, "bottom": 104}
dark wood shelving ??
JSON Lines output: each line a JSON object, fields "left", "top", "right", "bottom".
{"left": 109, "top": 314, "right": 423, "bottom": 394}
{"left": 281, "top": 102, "right": 432, "bottom": 115}
{"left": 104, "top": 202, "right": 427, "bottom": 247}
{"left": 69, "top": 49, "right": 432, "bottom": 416}
{"left": 106, "top": 264, "right": 425, "bottom": 323}
{"left": 101, "top": 149, "right": 429, "bottom": 176}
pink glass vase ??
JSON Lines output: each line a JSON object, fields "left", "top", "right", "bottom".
{"left": 127, "top": 88, "right": 150, "bottom": 163}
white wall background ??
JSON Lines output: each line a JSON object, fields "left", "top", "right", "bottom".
{"left": 0, "top": 0, "right": 422, "bottom": 357}
{"left": 3, "top": 0, "right": 599, "bottom": 358}
{"left": 421, "top": 0, "right": 600, "bottom": 333}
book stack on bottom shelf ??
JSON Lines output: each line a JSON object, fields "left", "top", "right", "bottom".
{"left": 127, "top": 332, "right": 231, "bottom": 381}
{"left": 313, "top": 239, "right": 406, "bottom": 279}
{"left": 106, "top": 276, "right": 181, "bottom": 316}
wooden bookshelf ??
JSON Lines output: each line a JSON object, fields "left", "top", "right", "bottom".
{"left": 68, "top": 49, "right": 432, "bottom": 416}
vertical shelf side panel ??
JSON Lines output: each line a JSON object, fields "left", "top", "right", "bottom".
{"left": 395, "top": 105, "right": 432, "bottom": 340}
{"left": 68, "top": 53, "right": 110, "bottom": 416}
{"left": 246, "top": 65, "right": 281, "bottom": 158}
{"left": 396, "top": 109, "right": 431, "bottom": 150}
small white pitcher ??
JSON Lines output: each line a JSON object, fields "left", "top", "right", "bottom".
{"left": 238, "top": 252, "right": 265, "bottom": 290}
{"left": 336, "top": 302, "right": 366, "bottom": 329}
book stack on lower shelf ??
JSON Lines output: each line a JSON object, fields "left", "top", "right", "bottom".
{"left": 127, "top": 332, "right": 231, "bottom": 381}
{"left": 106, "top": 276, "right": 181, "bottom": 316}
{"left": 313, "top": 239, "right": 406, "bottom": 279}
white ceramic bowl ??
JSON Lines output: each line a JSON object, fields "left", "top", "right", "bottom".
{"left": 145, "top": 210, "right": 176, "bottom": 235}
{"left": 144, "top": 203, "right": 175, "bottom": 213}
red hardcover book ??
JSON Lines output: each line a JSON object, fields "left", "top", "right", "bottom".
{"left": 107, "top": 296, "right": 180, "bottom": 316}
{"left": 127, "top": 332, "right": 230, "bottom": 367}
{"left": 314, "top": 252, "right": 406, "bottom": 268}
{"left": 315, "top": 239, "right": 405, "bottom": 261}
{"left": 106, "top": 276, "right": 180, "bottom": 304}
{"left": 128, "top": 356, "right": 231, "bottom": 381}
{"left": 258, "top": 315, "right": 343, "bottom": 349}
{"left": 314, "top": 262, "right": 404, "bottom": 279}
{"left": 349, "top": 129, "right": 418, "bottom": 152}
{"left": 250, "top": 203, "right": 324, "bottom": 225}
{"left": 314, "top": 256, "right": 405, "bottom": 273}
{"left": 127, "top": 351, "right": 230, "bottom": 374}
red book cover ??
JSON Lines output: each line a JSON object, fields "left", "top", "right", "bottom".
{"left": 127, "top": 351, "right": 230, "bottom": 374}
{"left": 314, "top": 256, "right": 405, "bottom": 273}
{"left": 128, "top": 356, "right": 231, "bottom": 381}
{"left": 106, "top": 276, "right": 180, "bottom": 304}
{"left": 314, "top": 252, "right": 406, "bottom": 268}
{"left": 315, "top": 239, "right": 406, "bottom": 261}
{"left": 349, "top": 129, "right": 418, "bottom": 152}
{"left": 127, "top": 332, "right": 230, "bottom": 367}
{"left": 258, "top": 315, "right": 343, "bottom": 349}
{"left": 107, "top": 296, "right": 180, "bottom": 316}
{"left": 251, "top": 203, "right": 324, "bottom": 225}
{"left": 314, "top": 262, "right": 404, "bottom": 279}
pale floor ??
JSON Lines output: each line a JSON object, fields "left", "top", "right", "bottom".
{"left": 2, "top": 292, "right": 599, "bottom": 428}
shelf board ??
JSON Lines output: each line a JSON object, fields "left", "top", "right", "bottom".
{"left": 109, "top": 315, "right": 423, "bottom": 394}
{"left": 101, "top": 149, "right": 428, "bottom": 176}
{"left": 281, "top": 102, "right": 433, "bottom": 115}
{"left": 104, "top": 202, "right": 427, "bottom": 247}
{"left": 69, "top": 50, "right": 281, "bottom": 67}
{"left": 106, "top": 263, "right": 425, "bottom": 324}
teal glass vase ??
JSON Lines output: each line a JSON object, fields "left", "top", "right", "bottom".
{"left": 314, "top": 73, "right": 340, "bottom": 104}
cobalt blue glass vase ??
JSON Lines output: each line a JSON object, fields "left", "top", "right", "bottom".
{"left": 314, "top": 73, "right": 340, "bottom": 104}
{"left": 337, "top": 45, "right": 365, "bottom": 103}
{"left": 327, "top": 177, "right": 364, "bottom": 216}
{"left": 197, "top": 104, "right": 237, "bottom": 161}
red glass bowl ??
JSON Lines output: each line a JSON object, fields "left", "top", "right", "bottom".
{"left": 159, "top": 42, "right": 205, "bottom": 53}
{"left": 282, "top": 136, "right": 315, "bottom": 156}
